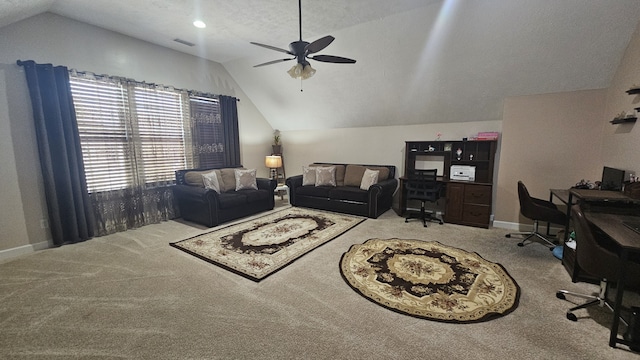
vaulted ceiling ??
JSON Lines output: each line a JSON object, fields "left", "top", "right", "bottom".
{"left": 2, "top": 0, "right": 640, "bottom": 131}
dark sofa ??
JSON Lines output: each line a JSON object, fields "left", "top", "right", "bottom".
{"left": 173, "top": 166, "right": 276, "bottom": 227}
{"left": 286, "top": 163, "right": 397, "bottom": 218}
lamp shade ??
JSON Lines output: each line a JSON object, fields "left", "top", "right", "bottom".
{"left": 265, "top": 155, "right": 282, "bottom": 169}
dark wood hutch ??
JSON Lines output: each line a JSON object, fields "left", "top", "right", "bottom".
{"left": 400, "top": 140, "right": 498, "bottom": 228}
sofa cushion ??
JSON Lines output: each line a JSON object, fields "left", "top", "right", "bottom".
{"left": 217, "top": 192, "right": 247, "bottom": 209}
{"left": 235, "top": 168, "right": 258, "bottom": 190}
{"left": 360, "top": 169, "right": 379, "bottom": 191}
{"left": 202, "top": 170, "right": 221, "bottom": 193}
{"left": 315, "top": 166, "right": 336, "bottom": 187}
{"left": 239, "top": 189, "right": 271, "bottom": 203}
{"left": 184, "top": 169, "right": 213, "bottom": 187}
{"left": 219, "top": 168, "right": 238, "bottom": 192}
{"left": 329, "top": 187, "right": 369, "bottom": 203}
{"left": 344, "top": 165, "right": 390, "bottom": 186}
{"left": 310, "top": 164, "right": 346, "bottom": 186}
{"left": 302, "top": 166, "right": 316, "bottom": 186}
{"left": 296, "top": 185, "right": 332, "bottom": 198}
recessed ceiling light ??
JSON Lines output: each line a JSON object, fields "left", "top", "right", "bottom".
{"left": 193, "top": 20, "right": 206, "bottom": 29}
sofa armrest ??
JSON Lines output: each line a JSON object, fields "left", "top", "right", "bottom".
{"left": 172, "top": 184, "right": 218, "bottom": 204}
{"left": 367, "top": 178, "right": 398, "bottom": 218}
{"left": 369, "top": 178, "right": 398, "bottom": 197}
{"left": 286, "top": 175, "right": 303, "bottom": 205}
{"left": 257, "top": 178, "right": 277, "bottom": 192}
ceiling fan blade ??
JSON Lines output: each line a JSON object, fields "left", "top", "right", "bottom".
{"left": 309, "top": 55, "right": 356, "bottom": 64}
{"left": 253, "top": 58, "right": 295, "bottom": 67}
{"left": 250, "top": 42, "right": 293, "bottom": 55}
{"left": 305, "top": 35, "right": 335, "bottom": 54}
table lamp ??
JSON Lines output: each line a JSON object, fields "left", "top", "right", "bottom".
{"left": 265, "top": 155, "right": 282, "bottom": 180}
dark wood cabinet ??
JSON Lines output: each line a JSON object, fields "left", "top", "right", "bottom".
{"left": 402, "top": 140, "right": 497, "bottom": 228}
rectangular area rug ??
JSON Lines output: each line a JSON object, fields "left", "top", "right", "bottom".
{"left": 170, "top": 207, "right": 365, "bottom": 281}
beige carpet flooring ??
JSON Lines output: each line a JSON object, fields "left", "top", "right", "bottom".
{"left": 1, "top": 199, "right": 639, "bottom": 359}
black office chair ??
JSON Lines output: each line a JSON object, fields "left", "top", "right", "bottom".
{"left": 505, "top": 181, "right": 567, "bottom": 248}
{"left": 556, "top": 205, "right": 640, "bottom": 322}
{"left": 404, "top": 169, "right": 443, "bottom": 227}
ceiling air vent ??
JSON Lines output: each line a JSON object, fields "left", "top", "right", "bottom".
{"left": 173, "top": 38, "right": 195, "bottom": 47}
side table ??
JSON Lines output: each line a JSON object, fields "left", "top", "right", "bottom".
{"left": 275, "top": 184, "right": 289, "bottom": 203}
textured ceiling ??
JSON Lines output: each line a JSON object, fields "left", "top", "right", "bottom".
{"left": 1, "top": 0, "right": 639, "bottom": 131}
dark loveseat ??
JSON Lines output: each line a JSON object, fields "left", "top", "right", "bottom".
{"left": 173, "top": 166, "right": 276, "bottom": 227}
{"left": 286, "top": 163, "right": 397, "bottom": 218}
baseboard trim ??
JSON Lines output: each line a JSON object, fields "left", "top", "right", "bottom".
{"left": 492, "top": 221, "right": 527, "bottom": 230}
{"left": 0, "top": 241, "right": 50, "bottom": 262}
{"left": 493, "top": 221, "right": 564, "bottom": 234}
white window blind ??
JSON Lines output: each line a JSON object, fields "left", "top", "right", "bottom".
{"left": 69, "top": 76, "right": 188, "bottom": 192}
{"left": 133, "top": 86, "right": 187, "bottom": 183}
{"left": 70, "top": 77, "right": 133, "bottom": 192}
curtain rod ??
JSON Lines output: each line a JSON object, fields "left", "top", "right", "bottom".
{"left": 16, "top": 59, "right": 239, "bottom": 102}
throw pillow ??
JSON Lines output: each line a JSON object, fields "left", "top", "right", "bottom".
{"left": 309, "top": 164, "right": 346, "bottom": 186}
{"left": 184, "top": 170, "right": 209, "bottom": 187}
{"left": 315, "top": 166, "right": 336, "bottom": 187}
{"left": 235, "top": 168, "right": 258, "bottom": 191}
{"left": 302, "top": 166, "right": 316, "bottom": 186}
{"left": 360, "top": 169, "right": 380, "bottom": 190}
{"left": 220, "top": 168, "right": 240, "bottom": 192}
{"left": 202, "top": 171, "right": 221, "bottom": 193}
{"left": 345, "top": 165, "right": 391, "bottom": 186}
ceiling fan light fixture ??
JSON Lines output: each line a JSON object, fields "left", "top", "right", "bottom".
{"left": 288, "top": 63, "right": 316, "bottom": 80}
{"left": 287, "top": 63, "right": 302, "bottom": 78}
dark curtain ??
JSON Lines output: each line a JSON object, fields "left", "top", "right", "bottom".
{"left": 20, "top": 60, "right": 95, "bottom": 246}
{"left": 220, "top": 95, "right": 241, "bottom": 167}
{"left": 190, "top": 96, "right": 225, "bottom": 168}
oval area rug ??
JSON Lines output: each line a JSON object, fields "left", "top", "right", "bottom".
{"left": 339, "top": 238, "right": 520, "bottom": 323}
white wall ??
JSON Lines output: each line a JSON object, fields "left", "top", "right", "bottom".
{"left": 0, "top": 13, "right": 274, "bottom": 253}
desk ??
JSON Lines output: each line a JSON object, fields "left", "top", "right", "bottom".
{"left": 399, "top": 177, "right": 493, "bottom": 228}
{"left": 550, "top": 188, "right": 638, "bottom": 239}
{"left": 583, "top": 212, "right": 640, "bottom": 348}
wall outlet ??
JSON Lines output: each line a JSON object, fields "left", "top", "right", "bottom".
{"left": 40, "top": 219, "right": 48, "bottom": 229}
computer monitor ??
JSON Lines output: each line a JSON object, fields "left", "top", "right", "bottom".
{"left": 601, "top": 166, "right": 625, "bottom": 191}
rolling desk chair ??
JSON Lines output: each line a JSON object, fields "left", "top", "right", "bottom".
{"left": 556, "top": 205, "right": 640, "bottom": 324}
{"left": 506, "top": 181, "right": 567, "bottom": 249}
{"left": 404, "top": 169, "right": 443, "bottom": 227}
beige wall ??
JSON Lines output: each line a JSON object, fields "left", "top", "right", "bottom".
{"left": 0, "top": 13, "right": 274, "bottom": 254}
{"left": 602, "top": 22, "right": 640, "bottom": 172}
{"left": 494, "top": 90, "right": 606, "bottom": 227}
{"left": 495, "top": 20, "right": 640, "bottom": 228}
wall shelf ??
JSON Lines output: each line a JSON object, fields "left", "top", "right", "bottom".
{"left": 610, "top": 117, "right": 637, "bottom": 124}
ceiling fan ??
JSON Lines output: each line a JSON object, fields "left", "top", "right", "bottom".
{"left": 250, "top": 0, "right": 356, "bottom": 80}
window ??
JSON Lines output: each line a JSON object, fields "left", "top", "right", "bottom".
{"left": 69, "top": 76, "right": 189, "bottom": 192}
{"left": 133, "top": 86, "right": 187, "bottom": 183}
{"left": 189, "top": 95, "right": 225, "bottom": 169}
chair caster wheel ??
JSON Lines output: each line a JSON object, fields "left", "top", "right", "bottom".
{"left": 505, "top": 234, "right": 512, "bottom": 238}
{"left": 517, "top": 242, "right": 524, "bottom": 247}
{"left": 556, "top": 292, "right": 566, "bottom": 300}
{"left": 566, "top": 312, "right": 578, "bottom": 322}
